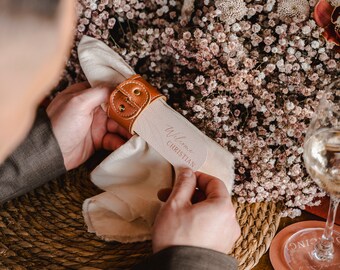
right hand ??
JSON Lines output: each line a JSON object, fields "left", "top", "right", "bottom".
{"left": 152, "top": 169, "right": 241, "bottom": 254}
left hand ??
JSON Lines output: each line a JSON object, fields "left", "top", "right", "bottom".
{"left": 47, "top": 82, "right": 131, "bottom": 170}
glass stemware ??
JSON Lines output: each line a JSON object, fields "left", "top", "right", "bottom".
{"left": 283, "top": 78, "right": 340, "bottom": 269}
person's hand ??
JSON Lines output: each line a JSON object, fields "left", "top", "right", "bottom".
{"left": 153, "top": 169, "right": 240, "bottom": 254}
{"left": 47, "top": 82, "right": 131, "bottom": 170}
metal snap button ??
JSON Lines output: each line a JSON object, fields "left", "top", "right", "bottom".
{"left": 119, "top": 104, "right": 125, "bottom": 112}
{"left": 133, "top": 89, "right": 141, "bottom": 96}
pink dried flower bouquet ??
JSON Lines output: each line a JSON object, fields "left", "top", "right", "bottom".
{"left": 59, "top": 0, "right": 340, "bottom": 218}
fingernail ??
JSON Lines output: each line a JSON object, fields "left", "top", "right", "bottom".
{"left": 179, "top": 168, "right": 193, "bottom": 178}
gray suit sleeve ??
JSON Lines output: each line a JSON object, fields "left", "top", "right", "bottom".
{"left": 133, "top": 246, "right": 238, "bottom": 270}
{"left": 0, "top": 109, "right": 66, "bottom": 204}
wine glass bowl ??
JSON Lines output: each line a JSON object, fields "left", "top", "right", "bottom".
{"left": 283, "top": 78, "right": 340, "bottom": 269}
{"left": 304, "top": 82, "right": 340, "bottom": 200}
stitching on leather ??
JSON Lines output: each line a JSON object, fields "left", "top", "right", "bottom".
{"left": 120, "top": 80, "right": 150, "bottom": 109}
{"left": 129, "top": 118, "right": 134, "bottom": 133}
{"left": 111, "top": 80, "right": 150, "bottom": 118}
{"left": 118, "top": 87, "right": 140, "bottom": 111}
{"left": 111, "top": 89, "right": 142, "bottom": 118}
{"left": 150, "top": 94, "right": 165, "bottom": 102}
{"left": 111, "top": 90, "right": 137, "bottom": 118}
{"left": 109, "top": 75, "right": 166, "bottom": 133}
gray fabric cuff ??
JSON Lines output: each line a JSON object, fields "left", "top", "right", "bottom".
{"left": 133, "top": 246, "right": 238, "bottom": 270}
{"left": 0, "top": 108, "right": 66, "bottom": 204}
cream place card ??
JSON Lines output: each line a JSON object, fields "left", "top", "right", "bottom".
{"left": 134, "top": 98, "right": 207, "bottom": 171}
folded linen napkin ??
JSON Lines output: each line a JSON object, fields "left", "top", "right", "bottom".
{"left": 83, "top": 135, "right": 172, "bottom": 242}
{"left": 79, "top": 36, "right": 234, "bottom": 242}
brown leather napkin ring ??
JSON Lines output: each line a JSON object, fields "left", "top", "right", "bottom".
{"left": 107, "top": 74, "right": 166, "bottom": 134}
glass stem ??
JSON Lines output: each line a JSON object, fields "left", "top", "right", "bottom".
{"left": 313, "top": 196, "right": 339, "bottom": 261}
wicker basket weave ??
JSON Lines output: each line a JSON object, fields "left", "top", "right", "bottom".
{"left": 0, "top": 167, "right": 281, "bottom": 270}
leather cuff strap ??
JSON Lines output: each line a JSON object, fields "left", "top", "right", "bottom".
{"left": 107, "top": 74, "right": 166, "bottom": 134}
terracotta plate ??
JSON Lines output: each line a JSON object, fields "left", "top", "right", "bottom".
{"left": 269, "top": 220, "right": 340, "bottom": 270}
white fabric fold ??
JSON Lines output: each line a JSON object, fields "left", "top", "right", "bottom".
{"left": 78, "top": 35, "right": 135, "bottom": 87}
{"left": 83, "top": 136, "right": 172, "bottom": 242}
{"left": 79, "top": 36, "right": 234, "bottom": 243}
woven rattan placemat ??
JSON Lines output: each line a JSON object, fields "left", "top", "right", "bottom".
{"left": 0, "top": 167, "right": 281, "bottom": 270}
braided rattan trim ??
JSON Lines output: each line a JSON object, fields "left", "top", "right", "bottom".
{"left": 0, "top": 167, "right": 281, "bottom": 269}
{"left": 230, "top": 199, "right": 282, "bottom": 270}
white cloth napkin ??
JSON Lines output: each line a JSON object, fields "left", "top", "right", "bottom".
{"left": 79, "top": 36, "right": 234, "bottom": 243}
{"left": 83, "top": 136, "right": 172, "bottom": 242}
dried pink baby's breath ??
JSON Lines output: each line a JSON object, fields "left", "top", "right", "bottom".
{"left": 59, "top": 0, "right": 338, "bottom": 218}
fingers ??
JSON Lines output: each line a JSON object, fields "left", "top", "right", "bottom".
{"left": 191, "top": 188, "right": 206, "bottom": 203}
{"left": 91, "top": 107, "right": 109, "bottom": 150}
{"left": 102, "top": 133, "right": 126, "bottom": 151}
{"left": 167, "top": 168, "right": 196, "bottom": 207}
{"left": 158, "top": 188, "right": 206, "bottom": 204}
{"left": 107, "top": 119, "right": 132, "bottom": 139}
{"left": 48, "top": 84, "right": 111, "bottom": 116}
{"left": 61, "top": 82, "right": 91, "bottom": 94}
{"left": 157, "top": 188, "right": 172, "bottom": 202}
{"left": 75, "top": 86, "right": 111, "bottom": 111}
{"left": 195, "top": 172, "right": 229, "bottom": 200}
